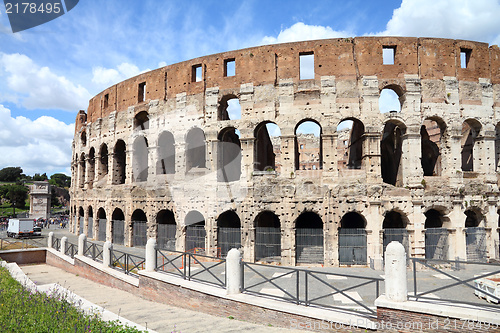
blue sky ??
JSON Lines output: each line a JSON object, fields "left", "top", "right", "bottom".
{"left": 0, "top": 0, "right": 499, "bottom": 175}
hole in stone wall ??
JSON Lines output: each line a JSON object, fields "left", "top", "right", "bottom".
{"left": 295, "top": 120, "right": 322, "bottom": 171}
{"left": 224, "top": 58, "right": 235, "bottom": 77}
{"left": 134, "top": 111, "right": 149, "bottom": 130}
{"left": 299, "top": 52, "right": 314, "bottom": 80}
{"left": 254, "top": 122, "right": 281, "bottom": 172}
{"left": 104, "top": 94, "right": 109, "bottom": 108}
{"left": 138, "top": 82, "right": 146, "bottom": 103}
{"left": 192, "top": 64, "right": 202, "bottom": 82}
{"left": 79, "top": 153, "right": 86, "bottom": 188}
{"left": 186, "top": 128, "right": 207, "bottom": 172}
{"left": 461, "top": 120, "right": 481, "bottom": 172}
{"left": 379, "top": 88, "right": 402, "bottom": 113}
{"left": 460, "top": 48, "right": 472, "bottom": 69}
{"left": 133, "top": 136, "right": 149, "bottom": 182}
{"left": 383, "top": 46, "right": 396, "bottom": 65}
{"left": 465, "top": 210, "right": 480, "bottom": 227}
{"left": 81, "top": 131, "right": 87, "bottom": 147}
{"left": 113, "top": 140, "right": 126, "bottom": 185}
{"left": 98, "top": 144, "right": 109, "bottom": 179}
{"left": 383, "top": 211, "right": 406, "bottom": 229}
{"left": 424, "top": 209, "right": 443, "bottom": 228}
{"left": 88, "top": 148, "right": 95, "bottom": 188}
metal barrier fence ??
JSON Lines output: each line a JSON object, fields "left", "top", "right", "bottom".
{"left": 296, "top": 228, "right": 323, "bottom": 264}
{"left": 465, "top": 227, "right": 487, "bottom": 262}
{"left": 52, "top": 236, "right": 61, "bottom": 251}
{"left": 410, "top": 257, "right": 500, "bottom": 309}
{"left": 110, "top": 248, "right": 145, "bottom": 277}
{"left": 241, "top": 262, "right": 382, "bottom": 317}
{"left": 84, "top": 241, "right": 104, "bottom": 262}
{"left": 64, "top": 241, "right": 77, "bottom": 259}
{"left": 156, "top": 249, "right": 226, "bottom": 288}
{"left": 338, "top": 228, "right": 367, "bottom": 265}
{"left": 425, "top": 228, "right": 448, "bottom": 260}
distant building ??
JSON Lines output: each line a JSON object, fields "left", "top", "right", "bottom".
{"left": 29, "top": 181, "right": 50, "bottom": 220}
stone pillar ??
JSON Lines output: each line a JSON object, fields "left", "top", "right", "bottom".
{"left": 385, "top": 241, "right": 407, "bottom": 302}
{"left": 48, "top": 232, "right": 53, "bottom": 249}
{"left": 363, "top": 130, "right": 382, "bottom": 183}
{"left": 449, "top": 202, "right": 466, "bottom": 260}
{"left": 145, "top": 238, "right": 157, "bottom": 272}
{"left": 401, "top": 128, "right": 423, "bottom": 188}
{"left": 103, "top": 241, "right": 112, "bottom": 267}
{"left": 411, "top": 201, "right": 425, "bottom": 258}
{"left": 60, "top": 236, "right": 67, "bottom": 255}
{"left": 78, "top": 233, "right": 86, "bottom": 256}
{"left": 226, "top": 248, "right": 242, "bottom": 295}
{"left": 280, "top": 134, "right": 295, "bottom": 177}
{"left": 321, "top": 132, "right": 338, "bottom": 176}
{"left": 366, "top": 202, "right": 383, "bottom": 269}
{"left": 239, "top": 137, "right": 255, "bottom": 181}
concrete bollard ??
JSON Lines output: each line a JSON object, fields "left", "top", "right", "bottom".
{"left": 385, "top": 241, "right": 407, "bottom": 302}
{"left": 103, "top": 241, "right": 112, "bottom": 267}
{"left": 47, "top": 232, "right": 53, "bottom": 249}
{"left": 78, "top": 234, "right": 87, "bottom": 256}
{"left": 145, "top": 238, "right": 157, "bottom": 272}
{"left": 226, "top": 248, "right": 242, "bottom": 295}
{"left": 60, "top": 236, "right": 67, "bottom": 254}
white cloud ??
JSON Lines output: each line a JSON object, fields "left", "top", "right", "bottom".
{"left": 0, "top": 105, "right": 73, "bottom": 175}
{"left": 0, "top": 53, "right": 91, "bottom": 111}
{"left": 261, "top": 22, "right": 350, "bottom": 45}
{"left": 92, "top": 62, "right": 149, "bottom": 88}
{"left": 380, "top": 0, "right": 500, "bottom": 45}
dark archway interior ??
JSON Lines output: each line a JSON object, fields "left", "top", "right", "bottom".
{"left": 381, "top": 122, "right": 403, "bottom": 186}
{"left": 217, "top": 211, "right": 241, "bottom": 228}
{"left": 421, "top": 125, "right": 440, "bottom": 176}
{"left": 218, "top": 128, "right": 241, "bottom": 182}
{"left": 465, "top": 210, "right": 480, "bottom": 227}
{"left": 132, "top": 209, "right": 147, "bottom": 222}
{"left": 255, "top": 211, "right": 280, "bottom": 228}
{"left": 296, "top": 211, "right": 323, "bottom": 229}
{"left": 185, "top": 210, "right": 205, "bottom": 226}
{"left": 424, "top": 209, "right": 443, "bottom": 228}
{"left": 112, "top": 209, "right": 125, "bottom": 221}
{"left": 157, "top": 210, "right": 175, "bottom": 224}
{"left": 340, "top": 212, "right": 366, "bottom": 228}
{"left": 383, "top": 211, "right": 406, "bottom": 228}
{"left": 97, "top": 208, "right": 106, "bottom": 219}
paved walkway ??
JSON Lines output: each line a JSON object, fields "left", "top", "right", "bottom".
{"left": 21, "top": 264, "right": 305, "bottom": 333}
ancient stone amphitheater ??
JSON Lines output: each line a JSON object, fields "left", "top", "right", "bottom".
{"left": 70, "top": 37, "right": 500, "bottom": 267}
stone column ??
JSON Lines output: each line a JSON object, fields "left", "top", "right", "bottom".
{"left": 103, "top": 241, "right": 112, "bottom": 267}
{"left": 226, "top": 248, "right": 242, "bottom": 295}
{"left": 60, "top": 236, "right": 67, "bottom": 255}
{"left": 401, "top": 127, "right": 423, "bottom": 188}
{"left": 145, "top": 238, "right": 157, "bottom": 272}
{"left": 279, "top": 134, "right": 295, "bottom": 177}
{"left": 48, "top": 232, "right": 53, "bottom": 249}
{"left": 321, "top": 132, "right": 338, "bottom": 176}
{"left": 384, "top": 241, "right": 407, "bottom": 302}
{"left": 78, "top": 234, "right": 87, "bottom": 256}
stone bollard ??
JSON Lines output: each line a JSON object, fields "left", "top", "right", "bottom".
{"left": 226, "top": 248, "right": 242, "bottom": 295}
{"left": 145, "top": 238, "right": 157, "bottom": 272}
{"left": 60, "top": 236, "right": 67, "bottom": 254}
{"left": 78, "top": 234, "right": 87, "bottom": 256}
{"left": 384, "top": 241, "right": 407, "bottom": 302}
{"left": 47, "top": 232, "right": 53, "bottom": 249}
{"left": 103, "top": 241, "right": 112, "bottom": 267}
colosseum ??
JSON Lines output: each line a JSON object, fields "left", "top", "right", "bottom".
{"left": 70, "top": 36, "right": 500, "bottom": 267}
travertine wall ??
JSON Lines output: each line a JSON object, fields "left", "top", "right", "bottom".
{"left": 70, "top": 37, "right": 500, "bottom": 266}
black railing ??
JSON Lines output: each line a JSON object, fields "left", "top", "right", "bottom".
{"left": 111, "top": 249, "right": 145, "bottom": 277}
{"left": 52, "top": 237, "right": 61, "bottom": 251}
{"left": 241, "top": 262, "right": 382, "bottom": 317}
{"left": 156, "top": 249, "right": 226, "bottom": 288}
{"left": 410, "top": 257, "right": 500, "bottom": 309}
{"left": 64, "top": 241, "right": 77, "bottom": 258}
{"left": 83, "top": 241, "right": 104, "bottom": 262}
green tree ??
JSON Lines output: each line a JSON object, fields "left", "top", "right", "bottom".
{"left": 32, "top": 173, "right": 48, "bottom": 181}
{"left": 0, "top": 167, "right": 23, "bottom": 182}
{"left": 49, "top": 173, "right": 71, "bottom": 188}
{"left": 50, "top": 188, "right": 60, "bottom": 207}
{"left": 4, "top": 185, "right": 28, "bottom": 208}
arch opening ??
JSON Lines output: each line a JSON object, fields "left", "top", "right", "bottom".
{"left": 421, "top": 119, "right": 444, "bottom": 176}
{"left": 424, "top": 209, "right": 449, "bottom": 260}
{"left": 133, "top": 136, "right": 149, "bottom": 182}
{"left": 157, "top": 131, "right": 175, "bottom": 175}
{"left": 111, "top": 208, "right": 125, "bottom": 245}
{"left": 113, "top": 140, "right": 126, "bottom": 185}
{"left": 185, "top": 211, "right": 206, "bottom": 252}
{"left": 134, "top": 111, "right": 149, "bottom": 130}
{"left": 98, "top": 144, "right": 109, "bottom": 180}
{"left": 97, "top": 208, "right": 106, "bottom": 241}
{"left": 295, "top": 120, "right": 322, "bottom": 171}
{"left": 379, "top": 87, "right": 403, "bottom": 113}
{"left": 157, "top": 210, "right": 176, "bottom": 250}
{"left": 254, "top": 122, "right": 281, "bottom": 172}
{"left": 217, "top": 127, "right": 241, "bottom": 182}
{"left": 87, "top": 206, "right": 94, "bottom": 239}
{"left": 337, "top": 119, "right": 365, "bottom": 170}
{"left": 88, "top": 148, "right": 95, "bottom": 189}
{"left": 382, "top": 210, "right": 409, "bottom": 256}
{"left": 295, "top": 211, "right": 323, "bottom": 264}
{"left": 218, "top": 95, "right": 241, "bottom": 120}
{"left": 217, "top": 210, "right": 241, "bottom": 257}
{"left": 132, "top": 209, "right": 148, "bottom": 247}
{"left": 255, "top": 211, "right": 281, "bottom": 262}
{"left": 464, "top": 209, "right": 487, "bottom": 261}
{"left": 381, "top": 121, "right": 405, "bottom": 186}
{"left": 339, "top": 212, "right": 367, "bottom": 265}
{"left": 461, "top": 120, "right": 481, "bottom": 172}
{"left": 186, "top": 128, "right": 207, "bottom": 172}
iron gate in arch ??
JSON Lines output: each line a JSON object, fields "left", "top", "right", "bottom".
{"left": 157, "top": 224, "right": 176, "bottom": 250}
{"left": 296, "top": 228, "right": 324, "bottom": 264}
{"left": 112, "top": 220, "right": 125, "bottom": 245}
{"left": 425, "top": 228, "right": 448, "bottom": 260}
{"left": 132, "top": 221, "right": 147, "bottom": 247}
{"left": 255, "top": 227, "right": 281, "bottom": 262}
{"left": 383, "top": 228, "right": 409, "bottom": 257}
{"left": 218, "top": 227, "right": 241, "bottom": 258}
{"left": 98, "top": 219, "right": 106, "bottom": 241}
{"left": 338, "top": 228, "right": 367, "bottom": 265}
{"left": 185, "top": 225, "right": 206, "bottom": 252}
{"left": 466, "top": 227, "right": 487, "bottom": 262}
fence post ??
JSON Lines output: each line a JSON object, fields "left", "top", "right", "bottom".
{"left": 385, "top": 241, "right": 407, "bottom": 302}
{"left": 48, "top": 232, "right": 53, "bottom": 249}
{"left": 78, "top": 234, "right": 86, "bottom": 256}
{"left": 145, "top": 238, "right": 157, "bottom": 272}
{"left": 60, "top": 236, "right": 67, "bottom": 255}
{"left": 103, "top": 241, "right": 112, "bottom": 267}
{"left": 226, "top": 248, "right": 242, "bottom": 294}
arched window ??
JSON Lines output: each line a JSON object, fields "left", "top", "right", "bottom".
{"left": 87, "top": 206, "right": 94, "bottom": 239}
{"left": 78, "top": 207, "right": 84, "bottom": 235}
{"left": 218, "top": 127, "right": 241, "bottom": 182}
{"left": 111, "top": 208, "right": 125, "bottom": 245}
{"left": 382, "top": 210, "right": 409, "bottom": 255}
{"left": 81, "top": 131, "right": 87, "bottom": 146}
{"left": 97, "top": 208, "right": 106, "bottom": 241}
{"left": 464, "top": 209, "right": 487, "bottom": 261}
{"left": 421, "top": 118, "right": 445, "bottom": 176}
{"left": 337, "top": 119, "right": 364, "bottom": 170}
{"left": 134, "top": 111, "right": 149, "bottom": 130}
{"left": 88, "top": 148, "right": 95, "bottom": 188}
{"left": 254, "top": 122, "right": 281, "bottom": 172}
{"left": 461, "top": 119, "right": 481, "bottom": 172}
{"left": 157, "top": 131, "right": 175, "bottom": 175}
{"left": 79, "top": 153, "right": 86, "bottom": 188}
{"left": 424, "top": 209, "right": 448, "bottom": 260}
{"left": 218, "top": 95, "right": 241, "bottom": 120}
{"left": 379, "top": 86, "right": 403, "bottom": 113}
{"left": 185, "top": 128, "right": 206, "bottom": 172}
{"left": 113, "top": 140, "right": 126, "bottom": 184}
{"left": 98, "top": 144, "right": 108, "bottom": 180}
{"left": 381, "top": 121, "right": 405, "bottom": 186}
{"left": 254, "top": 211, "right": 280, "bottom": 262}
{"left": 157, "top": 210, "right": 176, "bottom": 250}
{"left": 133, "top": 136, "right": 148, "bottom": 182}
{"left": 185, "top": 210, "right": 206, "bottom": 252}
{"left": 295, "top": 120, "right": 322, "bottom": 171}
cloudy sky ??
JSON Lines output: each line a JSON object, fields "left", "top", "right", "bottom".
{"left": 0, "top": 0, "right": 499, "bottom": 176}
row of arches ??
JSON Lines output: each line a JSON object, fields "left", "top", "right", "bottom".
{"left": 73, "top": 205, "right": 490, "bottom": 264}
{"left": 75, "top": 114, "right": 493, "bottom": 188}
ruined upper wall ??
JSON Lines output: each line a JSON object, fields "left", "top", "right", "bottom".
{"left": 78, "top": 37, "right": 500, "bottom": 132}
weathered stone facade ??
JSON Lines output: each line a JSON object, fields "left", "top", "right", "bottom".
{"left": 70, "top": 37, "right": 500, "bottom": 266}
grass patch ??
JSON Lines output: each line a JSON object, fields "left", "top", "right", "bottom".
{"left": 0, "top": 266, "right": 145, "bottom": 332}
